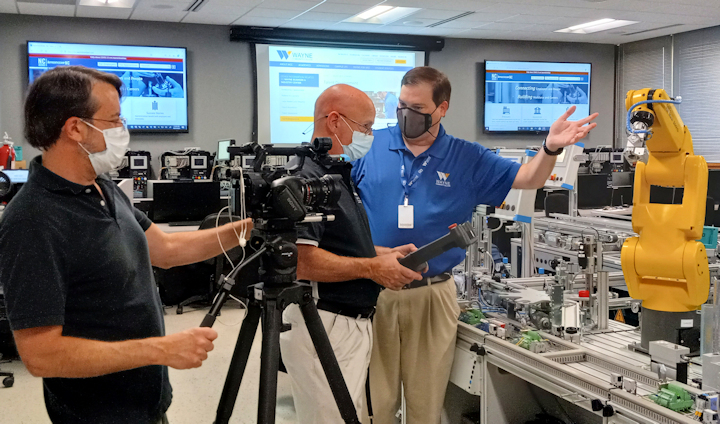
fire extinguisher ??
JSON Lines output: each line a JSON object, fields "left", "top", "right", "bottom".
{"left": 0, "top": 132, "right": 15, "bottom": 170}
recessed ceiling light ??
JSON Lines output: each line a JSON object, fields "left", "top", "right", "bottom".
{"left": 357, "top": 5, "right": 394, "bottom": 20}
{"left": 556, "top": 19, "right": 638, "bottom": 34}
{"left": 96, "top": 0, "right": 118, "bottom": 3}
{"left": 403, "top": 20, "right": 425, "bottom": 26}
{"left": 151, "top": 4, "right": 173, "bottom": 9}
{"left": 568, "top": 18, "right": 614, "bottom": 31}
{"left": 346, "top": 6, "right": 421, "bottom": 25}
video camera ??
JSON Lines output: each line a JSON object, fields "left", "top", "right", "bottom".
{"left": 226, "top": 138, "right": 344, "bottom": 222}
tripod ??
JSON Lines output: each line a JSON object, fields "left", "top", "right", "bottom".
{"left": 200, "top": 219, "right": 361, "bottom": 424}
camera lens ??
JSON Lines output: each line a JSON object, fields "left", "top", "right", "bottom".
{"left": 302, "top": 174, "right": 342, "bottom": 209}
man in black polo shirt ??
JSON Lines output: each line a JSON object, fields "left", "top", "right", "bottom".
{"left": 278, "top": 84, "right": 423, "bottom": 423}
{"left": 0, "top": 66, "right": 252, "bottom": 423}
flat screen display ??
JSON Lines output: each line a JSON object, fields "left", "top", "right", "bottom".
{"left": 484, "top": 61, "right": 591, "bottom": 133}
{"left": 216, "top": 140, "right": 233, "bottom": 162}
{"left": 28, "top": 41, "right": 188, "bottom": 133}
{"left": 255, "top": 44, "right": 425, "bottom": 144}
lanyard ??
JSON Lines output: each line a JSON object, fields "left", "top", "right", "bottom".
{"left": 398, "top": 150, "right": 431, "bottom": 202}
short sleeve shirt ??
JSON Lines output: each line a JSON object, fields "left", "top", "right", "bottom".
{"left": 293, "top": 158, "right": 380, "bottom": 309}
{"left": 351, "top": 124, "right": 521, "bottom": 276}
{"left": 0, "top": 156, "right": 171, "bottom": 423}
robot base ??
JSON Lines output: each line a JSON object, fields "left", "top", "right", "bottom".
{"left": 641, "top": 307, "right": 701, "bottom": 355}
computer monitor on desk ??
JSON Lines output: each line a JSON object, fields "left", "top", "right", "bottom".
{"left": 151, "top": 181, "right": 223, "bottom": 225}
{"left": 3, "top": 170, "right": 29, "bottom": 184}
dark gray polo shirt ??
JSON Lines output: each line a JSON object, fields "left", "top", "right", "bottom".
{"left": 0, "top": 156, "right": 171, "bottom": 423}
{"left": 294, "top": 158, "right": 381, "bottom": 309}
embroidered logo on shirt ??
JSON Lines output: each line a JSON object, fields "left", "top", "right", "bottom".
{"left": 436, "top": 171, "right": 451, "bottom": 187}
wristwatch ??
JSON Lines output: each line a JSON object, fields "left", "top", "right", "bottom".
{"left": 543, "top": 139, "right": 564, "bottom": 156}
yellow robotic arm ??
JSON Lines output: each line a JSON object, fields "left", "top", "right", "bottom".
{"left": 621, "top": 88, "right": 709, "bottom": 313}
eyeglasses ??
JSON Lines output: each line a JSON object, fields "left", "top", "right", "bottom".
{"left": 304, "top": 113, "right": 374, "bottom": 136}
{"left": 338, "top": 114, "right": 373, "bottom": 136}
{"left": 79, "top": 116, "right": 127, "bottom": 128}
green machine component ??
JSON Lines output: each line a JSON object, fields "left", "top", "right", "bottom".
{"left": 649, "top": 383, "right": 694, "bottom": 412}
{"left": 516, "top": 330, "right": 542, "bottom": 350}
{"left": 459, "top": 309, "right": 485, "bottom": 325}
{"left": 699, "top": 226, "right": 719, "bottom": 250}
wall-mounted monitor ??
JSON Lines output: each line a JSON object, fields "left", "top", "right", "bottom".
{"left": 28, "top": 41, "right": 188, "bottom": 133}
{"left": 255, "top": 44, "right": 425, "bottom": 144}
{"left": 484, "top": 60, "right": 591, "bottom": 134}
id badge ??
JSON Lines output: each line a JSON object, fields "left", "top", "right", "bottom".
{"left": 399, "top": 204, "right": 414, "bottom": 229}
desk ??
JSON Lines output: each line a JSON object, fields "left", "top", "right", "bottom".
{"left": 155, "top": 223, "right": 199, "bottom": 233}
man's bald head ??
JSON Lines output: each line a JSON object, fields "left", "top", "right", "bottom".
{"left": 312, "top": 84, "right": 376, "bottom": 154}
{"left": 314, "top": 84, "right": 374, "bottom": 119}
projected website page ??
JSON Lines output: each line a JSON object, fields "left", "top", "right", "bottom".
{"left": 28, "top": 42, "right": 188, "bottom": 131}
{"left": 257, "top": 45, "right": 424, "bottom": 144}
{"left": 485, "top": 61, "right": 591, "bottom": 132}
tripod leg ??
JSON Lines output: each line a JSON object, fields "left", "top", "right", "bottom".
{"left": 257, "top": 299, "right": 282, "bottom": 424}
{"left": 299, "top": 301, "right": 362, "bottom": 424}
{"left": 214, "top": 302, "right": 262, "bottom": 424}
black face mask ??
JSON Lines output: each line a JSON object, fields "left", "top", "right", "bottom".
{"left": 396, "top": 106, "right": 439, "bottom": 139}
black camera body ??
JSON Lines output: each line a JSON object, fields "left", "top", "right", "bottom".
{"left": 227, "top": 138, "right": 345, "bottom": 222}
{"left": 223, "top": 139, "right": 345, "bottom": 288}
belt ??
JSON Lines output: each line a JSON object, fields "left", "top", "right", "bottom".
{"left": 403, "top": 272, "right": 452, "bottom": 290}
{"left": 316, "top": 299, "right": 375, "bottom": 319}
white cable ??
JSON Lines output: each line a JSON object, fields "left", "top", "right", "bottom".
{"left": 216, "top": 206, "right": 235, "bottom": 269}
{"left": 215, "top": 295, "right": 247, "bottom": 326}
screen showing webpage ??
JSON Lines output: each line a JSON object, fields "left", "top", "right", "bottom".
{"left": 484, "top": 61, "right": 591, "bottom": 132}
{"left": 28, "top": 41, "right": 188, "bottom": 132}
{"left": 256, "top": 44, "right": 425, "bottom": 144}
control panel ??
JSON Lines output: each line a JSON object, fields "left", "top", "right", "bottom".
{"left": 110, "top": 150, "right": 152, "bottom": 198}
{"left": 545, "top": 142, "right": 584, "bottom": 190}
{"left": 161, "top": 149, "right": 214, "bottom": 181}
{"left": 494, "top": 149, "right": 537, "bottom": 223}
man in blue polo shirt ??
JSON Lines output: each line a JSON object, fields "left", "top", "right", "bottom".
{"left": 352, "top": 66, "right": 598, "bottom": 423}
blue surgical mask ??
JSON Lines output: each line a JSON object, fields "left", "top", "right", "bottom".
{"left": 336, "top": 116, "right": 374, "bottom": 161}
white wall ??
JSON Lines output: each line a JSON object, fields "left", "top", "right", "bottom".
{"left": 0, "top": 14, "right": 616, "bottom": 174}
{"left": 0, "top": 14, "right": 253, "bottom": 173}
{"left": 428, "top": 38, "right": 616, "bottom": 149}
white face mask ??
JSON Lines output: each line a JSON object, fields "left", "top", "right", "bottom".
{"left": 78, "top": 120, "right": 130, "bottom": 176}
{"left": 336, "top": 116, "right": 374, "bottom": 162}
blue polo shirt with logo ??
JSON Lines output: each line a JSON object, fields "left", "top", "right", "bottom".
{"left": 351, "top": 124, "right": 521, "bottom": 277}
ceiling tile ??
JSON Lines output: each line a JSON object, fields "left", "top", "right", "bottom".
{"left": 474, "top": 21, "right": 534, "bottom": 31}
{"left": 206, "top": 0, "right": 262, "bottom": 5}
{"left": 405, "top": 9, "right": 470, "bottom": 20}
{"left": 326, "top": 0, "right": 387, "bottom": 4}
{"left": 280, "top": 19, "right": 335, "bottom": 29}
{"left": 17, "top": 2, "right": 75, "bottom": 16}
{"left": 437, "top": 18, "right": 492, "bottom": 29}
{"left": 309, "top": 2, "right": 369, "bottom": 14}
{"left": 369, "top": 25, "right": 424, "bottom": 34}
{"left": 133, "top": 0, "right": 186, "bottom": 11}
{"left": 194, "top": 4, "right": 253, "bottom": 15}
{"left": 231, "top": 16, "right": 289, "bottom": 26}
{"left": 244, "top": 7, "right": 300, "bottom": 19}
{"left": 384, "top": 17, "right": 440, "bottom": 27}
{"left": 498, "top": 14, "right": 566, "bottom": 25}
{"left": 76, "top": 5, "right": 133, "bottom": 18}
{"left": 294, "top": 11, "right": 352, "bottom": 21}
{"left": 259, "top": 0, "right": 324, "bottom": 11}
{"left": 181, "top": 12, "right": 243, "bottom": 24}
{"left": 130, "top": 8, "right": 188, "bottom": 21}
{"left": 325, "top": 22, "right": 384, "bottom": 32}
{"left": 459, "top": 12, "right": 518, "bottom": 22}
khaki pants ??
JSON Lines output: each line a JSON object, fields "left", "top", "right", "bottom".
{"left": 280, "top": 304, "right": 373, "bottom": 424}
{"left": 368, "top": 277, "right": 460, "bottom": 424}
